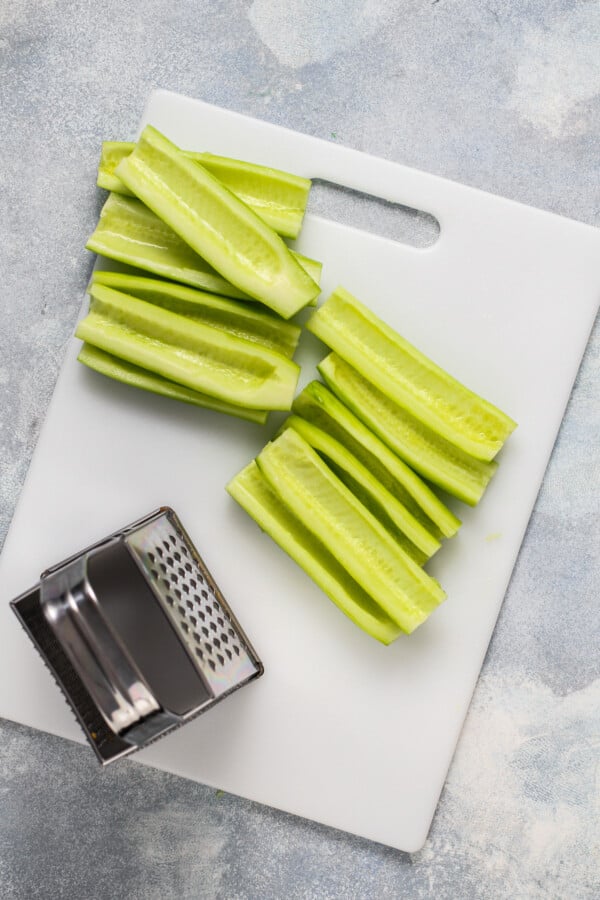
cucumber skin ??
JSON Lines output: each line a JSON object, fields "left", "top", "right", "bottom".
{"left": 319, "top": 354, "right": 497, "bottom": 507}
{"left": 114, "top": 125, "right": 320, "bottom": 319}
{"left": 292, "top": 381, "right": 461, "bottom": 538}
{"left": 307, "top": 286, "right": 517, "bottom": 462}
{"left": 256, "top": 428, "right": 445, "bottom": 634}
{"left": 78, "top": 343, "right": 268, "bottom": 424}
{"left": 226, "top": 461, "right": 402, "bottom": 645}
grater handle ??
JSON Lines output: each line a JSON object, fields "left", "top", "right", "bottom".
{"left": 40, "top": 547, "right": 160, "bottom": 735}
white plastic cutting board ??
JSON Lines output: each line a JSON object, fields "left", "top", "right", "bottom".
{"left": 1, "top": 90, "right": 599, "bottom": 852}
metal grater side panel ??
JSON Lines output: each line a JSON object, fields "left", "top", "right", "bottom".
{"left": 10, "top": 588, "right": 134, "bottom": 765}
{"left": 126, "top": 511, "right": 261, "bottom": 701}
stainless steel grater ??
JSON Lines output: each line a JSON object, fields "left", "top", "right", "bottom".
{"left": 10, "top": 507, "right": 263, "bottom": 764}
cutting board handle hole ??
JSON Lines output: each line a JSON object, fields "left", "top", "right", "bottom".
{"left": 307, "top": 180, "right": 439, "bottom": 248}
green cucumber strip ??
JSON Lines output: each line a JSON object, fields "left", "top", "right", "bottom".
{"left": 289, "top": 253, "right": 322, "bottom": 304}
{"left": 87, "top": 193, "right": 321, "bottom": 305}
{"left": 97, "top": 142, "right": 136, "bottom": 195}
{"left": 282, "top": 415, "right": 440, "bottom": 561}
{"left": 292, "top": 381, "right": 461, "bottom": 539}
{"left": 90, "top": 271, "right": 301, "bottom": 358}
{"left": 76, "top": 283, "right": 300, "bottom": 410}
{"left": 98, "top": 142, "right": 311, "bottom": 239}
{"left": 322, "top": 463, "right": 427, "bottom": 566}
{"left": 78, "top": 343, "right": 268, "bottom": 424}
{"left": 115, "top": 125, "right": 320, "bottom": 318}
{"left": 227, "top": 461, "right": 402, "bottom": 645}
{"left": 87, "top": 193, "right": 248, "bottom": 298}
{"left": 319, "top": 354, "right": 497, "bottom": 506}
{"left": 187, "top": 152, "right": 310, "bottom": 239}
{"left": 307, "top": 286, "right": 517, "bottom": 461}
{"left": 256, "top": 428, "right": 445, "bottom": 633}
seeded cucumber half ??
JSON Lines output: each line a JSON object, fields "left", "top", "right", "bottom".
{"left": 76, "top": 284, "right": 300, "bottom": 411}
{"left": 115, "top": 126, "right": 320, "bottom": 318}
{"left": 186, "top": 152, "right": 311, "bottom": 239}
{"left": 87, "top": 193, "right": 321, "bottom": 305}
{"left": 78, "top": 343, "right": 268, "bottom": 423}
{"left": 308, "top": 286, "right": 517, "bottom": 461}
{"left": 281, "top": 415, "right": 441, "bottom": 563}
{"left": 292, "top": 381, "right": 461, "bottom": 539}
{"left": 319, "top": 354, "right": 497, "bottom": 506}
{"left": 90, "top": 271, "right": 301, "bottom": 359}
{"left": 256, "top": 428, "right": 445, "bottom": 634}
{"left": 227, "top": 461, "right": 402, "bottom": 644}
{"left": 98, "top": 141, "right": 311, "bottom": 238}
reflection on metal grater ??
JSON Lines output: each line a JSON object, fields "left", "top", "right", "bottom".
{"left": 10, "top": 507, "right": 263, "bottom": 764}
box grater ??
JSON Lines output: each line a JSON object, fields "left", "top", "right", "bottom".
{"left": 10, "top": 507, "right": 263, "bottom": 764}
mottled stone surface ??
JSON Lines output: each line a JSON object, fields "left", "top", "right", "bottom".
{"left": 1, "top": 2, "right": 598, "bottom": 897}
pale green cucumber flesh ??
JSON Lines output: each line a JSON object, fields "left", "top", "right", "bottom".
{"left": 186, "top": 151, "right": 310, "bottom": 239}
{"left": 99, "top": 141, "right": 310, "bottom": 238}
{"left": 323, "top": 462, "right": 429, "bottom": 566}
{"left": 87, "top": 193, "right": 249, "bottom": 299}
{"left": 283, "top": 415, "right": 440, "bottom": 561}
{"left": 292, "top": 381, "right": 461, "bottom": 538}
{"left": 289, "top": 253, "right": 322, "bottom": 306}
{"left": 115, "top": 125, "right": 319, "bottom": 318}
{"left": 78, "top": 343, "right": 268, "bottom": 423}
{"left": 76, "top": 284, "right": 299, "bottom": 410}
{"left": 97, "top": 170, "right": 133, "bottom": 195}
{"left": 87, "top": 193, "right": 321, "bottom": 305}
{"left": 90, "top": 271, "right": 300, "bottom": 358}
{"left": 97, "top": 142, "right": 135, "bottom": 195}
{"left": 227, "top": 461, "right": 402, "bottom": 645}
{"left": 318, "top": 354, "right": 497, "bottom": 506}
{"left": 307, "top": 286, "right": 517, "bottom": 461}
{"left": 256, "top": 428, "right": 445, "bottom": 633}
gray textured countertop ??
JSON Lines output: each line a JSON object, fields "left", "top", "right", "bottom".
{"left": 1, "top": 2, "right": 599, "bottom": 898}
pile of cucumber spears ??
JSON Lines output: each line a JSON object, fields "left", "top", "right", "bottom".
{"left": 78, "top": 125, "right": 516, "bottom": 644}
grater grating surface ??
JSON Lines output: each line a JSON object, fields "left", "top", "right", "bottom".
{"left": 127, "top": 513, "right": 259, "bottom": 700}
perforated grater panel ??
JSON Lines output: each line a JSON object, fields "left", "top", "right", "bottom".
{"left": 126, "top": 510, "right": 260, "bottom": 700}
